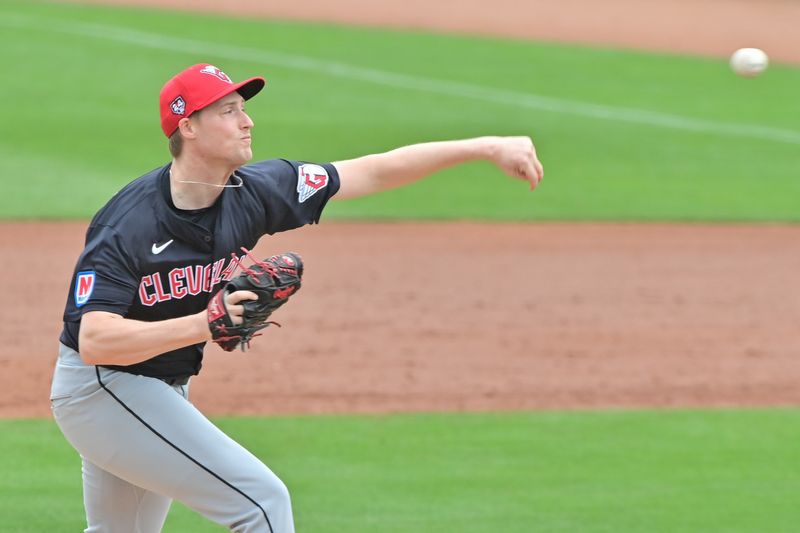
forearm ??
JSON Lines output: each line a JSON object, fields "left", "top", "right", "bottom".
{"left": 365, "top": 137, "right": 493, "bottom": 184}
{"left": 333, "top": 137, "right": 497, "bottom": 199}
{"left": 79, "top": 311, "right": 211, "bottom": 366}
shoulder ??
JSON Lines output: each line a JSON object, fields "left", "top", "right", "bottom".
{"left": 90, "top": 165, "right": 167, "bottom": 228}
{"left": 238, "top": 159, "right": 295, "bottom": 181}
{"left": 230, "top": 159, "right": 339, "bottom": 234}
{"left": 85, "top": 165, "right": 168, "bottom": 252}
{"left": 238, "top": 158, "right": 338, "bottom": 198}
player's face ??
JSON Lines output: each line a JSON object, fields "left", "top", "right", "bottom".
{"left": 191, "top": 93, "right": 255, "bottom": 167}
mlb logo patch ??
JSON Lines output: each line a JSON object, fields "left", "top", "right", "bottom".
{"left": 171, "top": 96, "right": 186, "bottom": 115}
{"left": 297, "top": 164, "right": 329, "bottom": 203}
{"left": 75, "top": 271, "right": 96, "bottom": 308}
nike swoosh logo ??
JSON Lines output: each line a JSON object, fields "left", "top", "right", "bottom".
{"left": 151, "top": 239, "right": 174, "bottom": 255}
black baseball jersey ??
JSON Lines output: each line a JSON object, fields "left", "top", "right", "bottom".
{"left": 60, "top": 159, "right": 340, "bottom": 380}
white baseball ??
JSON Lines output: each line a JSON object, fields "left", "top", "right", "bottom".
{"left": 729, "top": 48, "right": 769, "bottom": 78}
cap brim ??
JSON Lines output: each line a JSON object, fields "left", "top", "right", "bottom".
{"left": 193, "top": 76, "right": 266, "bottom": 115}
{"left": 235, "top": 77, "right": 266, "bottom": 100}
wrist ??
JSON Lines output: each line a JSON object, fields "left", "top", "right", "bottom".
{"left": 194, "top": 310, "right": 213, "bottom": 342}
{"left": 471, "top": 136, "right": 500, "bottom": 162}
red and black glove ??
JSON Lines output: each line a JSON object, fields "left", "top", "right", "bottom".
{"left": 207, "top": 250, "right": 303, "bottom": 351}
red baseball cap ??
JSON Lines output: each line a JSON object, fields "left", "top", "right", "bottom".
{"left": 159, "top": 64, "right": 266, "bottom": 137}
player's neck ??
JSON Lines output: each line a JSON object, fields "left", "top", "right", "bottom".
{"left": 169, "top": 159, "right": 237, "bottom": 210}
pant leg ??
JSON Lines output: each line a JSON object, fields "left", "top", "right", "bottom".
{"left": 82, "top": 458, "right": 172, "bottom": 533}
{"left": 51, "top": 344, "right": 294, "bottom": 533}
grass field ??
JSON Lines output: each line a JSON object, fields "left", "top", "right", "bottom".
{"left": 2, "top": 2, "right": 799, "bottom": 531}
{"left": 2, "top": 410, "right": 799, "bottom": 532}
{"left": 1, "top": 1, "right": 800, "bottom": 220}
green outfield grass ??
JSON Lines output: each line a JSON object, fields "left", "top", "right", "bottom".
{"left": 1, "top": 1, "right": 799, "bottom": 221}
{"left": 1, "top": 409, "right": 799, "bottom": 532}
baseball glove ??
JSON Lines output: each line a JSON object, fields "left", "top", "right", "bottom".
{"left": 207, "top": 249, "right": 303, "bottom": 352}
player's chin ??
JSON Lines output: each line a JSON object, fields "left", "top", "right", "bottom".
{"left": 234, "top": 147, "right": 253, "bottom": 165}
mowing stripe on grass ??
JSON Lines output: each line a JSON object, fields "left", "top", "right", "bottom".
{"left": 2, "top": 12, "right": 800, "bottom": 145}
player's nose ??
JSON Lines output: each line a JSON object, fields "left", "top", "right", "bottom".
{"left": 241, "top": 112, "right": 254, "bottom": 129}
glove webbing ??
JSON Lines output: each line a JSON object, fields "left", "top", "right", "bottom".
{"left": 237, "top": 247, "right": 280, "bottom": 284}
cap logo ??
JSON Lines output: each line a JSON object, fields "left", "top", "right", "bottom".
{"left": 199, "top": 65, "right": 233, "bottom": 84}
{"left": 170, "top": 96, "right": 186, "bottom": 115}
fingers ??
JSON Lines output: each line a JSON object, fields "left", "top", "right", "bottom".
{"left": 225, "top": 290, "right": 258, "bottom": 325}
{"left": 517, "top": 158, "right": 544, "bottom": 190}
{"left": 532, "top": 155, "right": 544, "bottom": 184}
{"left": 506, "top": 136, "right": 543, "bottom": 190}
{"left": 526, "top": 155, "right": 544, "bottom": 191}
{"left": 226, "top": 290, "right": 258, "bottom": 305}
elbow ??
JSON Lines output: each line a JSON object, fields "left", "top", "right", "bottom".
{"left": 78, "top": 322, "right": 108, "bottom": 364}
{"left": 78, "top": 311, "right": 123, "bottom": 364}
{"left": 78, "top": 334, "right": 102, "bottom": 365}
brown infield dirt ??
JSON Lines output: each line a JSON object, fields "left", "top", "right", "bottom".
{"left": 2, "top": 0, "right": 798, "bottom": 418}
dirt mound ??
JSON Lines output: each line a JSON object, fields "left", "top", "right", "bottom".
{"left": 4, "top": 222, "right": 800, "bottom": 417}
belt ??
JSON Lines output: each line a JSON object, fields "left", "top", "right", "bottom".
{"left": 160, "top": 376, "right": 190, "bottom": 386}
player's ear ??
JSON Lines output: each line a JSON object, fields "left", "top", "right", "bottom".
{"left": 178, "top": 117, "right": 197, "bottom": 139}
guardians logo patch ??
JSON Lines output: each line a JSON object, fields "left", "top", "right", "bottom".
{"left": 297, "top": 164, "right": 329, "bottom": 203}
{"left": 199, "top": 65, "right": 233, "bottom": 83}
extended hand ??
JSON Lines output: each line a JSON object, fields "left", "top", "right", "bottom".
{"left": 489, "top": 136, "right": 544, "bottom": 190}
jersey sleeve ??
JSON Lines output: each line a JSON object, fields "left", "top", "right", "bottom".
{"left": 241, "top": 159, "right": 340, "bottom": 235}
{"left": 62, "top": 224, "right": 140, "bottom": 321}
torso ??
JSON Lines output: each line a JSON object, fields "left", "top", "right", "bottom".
{"left": 60, "top": 159, "right": 339, "bottom": 379}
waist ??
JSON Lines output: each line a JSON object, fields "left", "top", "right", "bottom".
{"left": 98, "top": 365, "right": 192, "bottom": 386}
{"left": 56, "top": 346, "right": 193, "bottom": 386}
{"left": 160, "top": 375, "right": 191, "bottom": 386}
{"left": 99, "top": 348, "right": 202, "bottom": 383}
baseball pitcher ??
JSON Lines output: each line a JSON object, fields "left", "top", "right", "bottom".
{"left": 50, "top": 63, "right": 544, "bottom": 532}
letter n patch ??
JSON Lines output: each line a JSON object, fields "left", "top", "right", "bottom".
{"left": 75, "top": 271, "right": 96, "bottom": 308}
